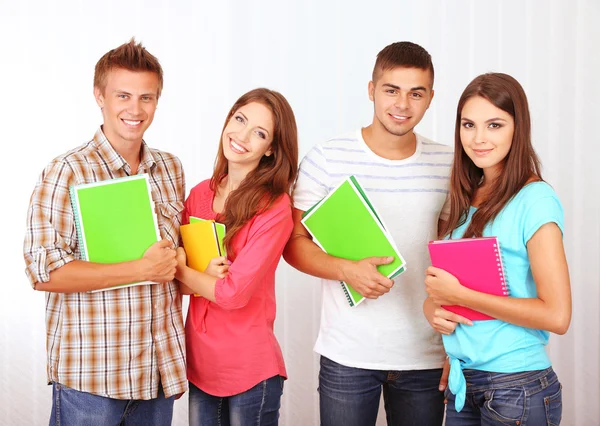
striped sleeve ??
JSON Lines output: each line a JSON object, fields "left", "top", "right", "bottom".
{"left": 293, "top": 145, "right": 331, "bottom": 211}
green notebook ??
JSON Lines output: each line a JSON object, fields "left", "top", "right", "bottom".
{"left": 69, "top": 174, "right": 161, "bottom": 291}
{"left": 301, "top": 176, "right": 406, "bottom": 307}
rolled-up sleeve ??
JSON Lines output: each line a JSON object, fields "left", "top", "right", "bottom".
{"left": 23, "top": 161, "right": 78, "bottom": 287}
{"left": 214, "top": 195, "right": 293, "bottom": 310}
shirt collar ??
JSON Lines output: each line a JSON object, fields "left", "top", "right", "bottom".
{"left": 92, "top": 127, "right": 157, "bottom": 173}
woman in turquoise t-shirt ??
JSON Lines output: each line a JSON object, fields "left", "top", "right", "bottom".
{"left": 423, "top": 73, "right": 571, "bottom": 425}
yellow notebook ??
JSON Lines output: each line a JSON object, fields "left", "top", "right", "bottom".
{"left": 180, "top": 218, "right": 226, "bottom": 272}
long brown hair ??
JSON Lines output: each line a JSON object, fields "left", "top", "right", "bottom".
{"left": 439, "top": 73, "right": 543, "bottom": 238}
{"left": 211, "top": 88, "right": 299, "bottom": 255}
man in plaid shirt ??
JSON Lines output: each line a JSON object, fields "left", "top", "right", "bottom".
{"left": 23, "top": 39, "right": 187, "bottom": 425}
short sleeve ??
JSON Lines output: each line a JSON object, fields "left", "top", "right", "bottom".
{"left": 439, "top": 193, "right": 451, "bottom": 221}
{"left": 522, "top": 194, "right": 564, "bottom": 244}
{"left": 23, "top": 161, "right": 78, "bottom": 286}
{"left": 292, "top": 145, "right": 331, "bottom": 211}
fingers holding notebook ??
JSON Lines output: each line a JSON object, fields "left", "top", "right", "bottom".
{"left": 141, "top": 239, "right": 178, "bottom": 283}
{"left": 341, "top": 256, "right": 395, "bottom": 299}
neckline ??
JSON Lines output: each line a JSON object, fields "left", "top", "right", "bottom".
{"left": 357, "top": 129, "right": 423, "bottom": 165}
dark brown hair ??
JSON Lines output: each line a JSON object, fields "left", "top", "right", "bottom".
{"left": 372, "top": 41, "right": 434, "bottom": 86}
{"left": 211, "top": 88, "right": 299, "bottom": 255}
{"left": 439, "top": 72, "right": 543, "bottom": 238}
{"left": 94, "top": 38, "right": 164, "bottom": 97}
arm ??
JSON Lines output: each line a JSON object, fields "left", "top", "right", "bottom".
{"left": 24, "top": 161, "right": 178, "bottom": 293}
{"left": 36, "top": 240, "right": 178, "bottom": 293}
{"left": 177, "top": 197, "right": 291, "bottom": 309}
{"left": 175, "top": 251, "right": 221, "bottom": 301}
{"left": 425, "top": 222, "right": 571, "bottom": 334}
{"left": 283, "top": 208, "right": 394, "bottom": 299}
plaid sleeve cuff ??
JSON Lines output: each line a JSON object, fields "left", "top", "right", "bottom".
{"left": 24, "top": 246, "right": 76, "bottom": 288}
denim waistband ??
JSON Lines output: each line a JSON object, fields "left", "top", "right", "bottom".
{"left": 447, "top": 355, "right": 556, "bottom": 413}
{"left": 462, "top": 366, "right": 557, "bottom": 393}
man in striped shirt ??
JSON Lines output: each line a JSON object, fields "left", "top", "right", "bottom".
{"left": 23, "top": 39, "right": 187, "bottom": 425}
{"left": 284, "top": 42, "right": 452, "bottom": 425}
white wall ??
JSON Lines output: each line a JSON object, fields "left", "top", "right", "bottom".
{"left": 1, "top": 1, "right": 599, "bottom": 425}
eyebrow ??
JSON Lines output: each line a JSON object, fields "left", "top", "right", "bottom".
{"left": 382, "top": 83, "right": 427, "bottom": 92}
{"left": 237, "top": 112, "right": 271, "bottom": 136}
{"left": 113, "top": 90, "right": 156, "bottom": 98}
{"left": 461, "top": 116, "right": 508, "bottom": 123}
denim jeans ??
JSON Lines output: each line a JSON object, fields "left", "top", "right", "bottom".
{"left": 318, "top": 356, "right": 445, "bottom": 426}
{"left": 188, "top": 376, "right": 284, "bottom": 426}
{"left": 49, "top": 382, "right": 175, "bottom": 426}
{"left": 445, "top": 367, "right": 562, "bottom": 425}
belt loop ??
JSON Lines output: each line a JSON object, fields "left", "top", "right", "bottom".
{"left": 540, "top": 376, "right": 548, "bottom": 389}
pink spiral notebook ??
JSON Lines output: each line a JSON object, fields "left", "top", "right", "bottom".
{"left": 428, "top": 237, "right": 508, "bottom": 321}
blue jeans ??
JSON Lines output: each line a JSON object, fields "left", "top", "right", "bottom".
{"left": 49, "top": 382, "right": 175, "bottom": 426}
{"left": 445, "top": 367, "right": 562, "bottom": 425}
{"left": 189, "top": 376, "right": 284, "bottom": 426}
{"left": 319, "top": 356, "right": 445, "bottom": 426}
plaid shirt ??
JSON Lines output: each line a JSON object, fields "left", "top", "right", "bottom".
{"left": 23, "top": 128, "right": 187, "bottom": 399}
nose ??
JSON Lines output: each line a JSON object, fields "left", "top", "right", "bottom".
{"left": 474, "top": 127, "right": 487, "bottom": 145}
{"left": 394, "top": 93, "right": 409, "bottom": 110}
{"left": 236, "top": 126, "right": 251, "bottom": 143}
{"left": 128, "top": 99, "right": 142, "bottom": 116}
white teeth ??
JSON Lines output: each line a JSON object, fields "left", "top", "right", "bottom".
{"left": 123, "top": 119, "right": 141, "bottom": 125}
{"left": 392, "top": 115, "right": 408, "bottom": 120}
{"left": 231, "top": 140, "right": 248, "bottom": 153}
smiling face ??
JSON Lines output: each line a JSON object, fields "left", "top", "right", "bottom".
{"left": 94, "top": 67, "right": 159, "bottom": 147}
{"left": 368, "top": 66, "right": 434, "bottom": 137}
{"left": 459, "top": 95, "right": 515, "bottom": 180}
{"left": 221, "top": 101, "right": 274, "bottom": 173}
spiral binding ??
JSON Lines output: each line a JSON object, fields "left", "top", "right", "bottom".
{"left": 340, "top": 281, "right": 355, "bottom": 307}
{"left": 493, "top": 239, "right": 509, "bottom": 296}
{"left": 69, "top": 185, "right": 88, "bottom": 261}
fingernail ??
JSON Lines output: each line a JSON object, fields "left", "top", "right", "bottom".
{"left": 439, "top": 385, "right": 445, "bottom": 391}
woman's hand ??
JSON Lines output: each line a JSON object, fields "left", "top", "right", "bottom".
{"left": 425, "top": 266, "right": 469, "bottom": 306}
{"left": 423, "top": 297, "right": 472, "bottom": 335}
{"left": 176, "top": 247, "right": 187, "bottom": 269}
{"left": 205, "top": 256, "right": 230, "bottom": 279}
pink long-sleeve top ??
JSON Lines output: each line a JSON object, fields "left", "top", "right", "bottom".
{"left": 183, "top": 179, "right": 292, "bottom": 396}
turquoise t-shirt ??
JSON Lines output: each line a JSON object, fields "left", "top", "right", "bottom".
{"left": 443, "top": 182, "right": 564, "bottom": 411}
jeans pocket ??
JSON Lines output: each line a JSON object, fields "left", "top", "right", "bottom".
{"left": 484, "top": 387, "right": 526, "bottom": 425}
{"left": 544, "top": 383, "right": 562, "bottom": 426}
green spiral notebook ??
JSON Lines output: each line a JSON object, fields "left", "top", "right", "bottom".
{"left": 69, "top": 174, "right": 161, "bottom": 292}
{"left": 301, "top": 176, "right": 406, "bottom": 307}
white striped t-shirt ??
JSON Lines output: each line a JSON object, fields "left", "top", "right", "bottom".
{"left": 294, "top": 129, "right": 453, "bottom": 370}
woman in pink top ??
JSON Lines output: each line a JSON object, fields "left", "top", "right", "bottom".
{"left": 175, "top": 88, "right": 298, "bottom": 426}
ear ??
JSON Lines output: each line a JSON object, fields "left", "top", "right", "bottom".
{"left": 265, "top": 149, "right": 273, "bottom": 157}
{"left": 426, "top": 89, "right": 435, "bottom": 109}
{"left": 94, "top": 86, "right": 105, "bottom": 108}
{"left": 368, "top": 81, "right": 375, "bottom": 102}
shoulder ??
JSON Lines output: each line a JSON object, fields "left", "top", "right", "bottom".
{"left": 513, "top": 181, "right": 562, "bottom": 208}
{"left": 304, "top": 131, "right": 362, "bottom": 160}
{"left": 38, "top": 142, "right": 96, "bottom": 183}
{"left": 188, "top": 179, "right": 213, "bottom": 198}
{"left": 148, "top": 147, "right": 184, "bottom": 174}
{"left": 258, "top": 193, "right": 293, "bottom": 222}
{"left": 416, "top": 134, "right": 454, "bottom": 154}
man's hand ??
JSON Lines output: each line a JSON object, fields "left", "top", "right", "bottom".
{"left": 140, "top": 240, "right": 178, "bottom": 283}
{"left": 439, "top": 357, "right": 450, "bottom": 392}
{"left": 340, "top": 256, "right": 395, "bottom": 299}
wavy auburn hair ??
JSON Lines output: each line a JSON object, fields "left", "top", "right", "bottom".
{"left": 439, "top": 73, "right": 543, "bottom": 239}
{"left": 211, "top": 88, "right": 299, "bottom": 256}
